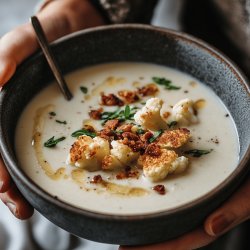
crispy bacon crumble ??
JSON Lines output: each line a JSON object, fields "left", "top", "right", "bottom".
{"left": 90, "top": 175, "right": 103, "bottom": 184}
{"left": 152, "top": 185, "right": 166, "bottom": 195}
{"left": 89, "top": 108, "right": 103, "bottom": 120}
{"left": 101, "top": 93, "right": 124, "bottom": 106}
{"left": 138, "top": 83, "right": 159, "bottom": 96}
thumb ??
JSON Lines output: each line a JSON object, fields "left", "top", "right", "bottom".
{"left": 204, "top": 176, "right": 250, "bottom": 237}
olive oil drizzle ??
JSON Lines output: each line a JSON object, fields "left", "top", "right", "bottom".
{"left": 32, "top": 105, "right": 66, "bottom": 180}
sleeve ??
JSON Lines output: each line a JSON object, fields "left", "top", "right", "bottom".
{"left": 88, "top": 0, "right": 159, "bottom": 24}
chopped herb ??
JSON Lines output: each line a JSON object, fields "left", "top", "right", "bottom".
{"left": 80, "top": 86, "right": 88, "bottom": 94}
{"left": 167, "top": 121, "right": 178, "bottom": 128}
{"left": 152, "top": 77, "right": 181, "bottom": 90}
{"left": 44, "top": 136, "right": 66, "bottom": 148}
{"left": 101, "top": 106, "right": 138, "bottom": 125}
{"left": 124, "top": 105, "right": 130, "bottom": 119}
{"left": 56, "top": 120, "right": 67, "bottom": 125}
{"left": 136, "top": 128, "right": 145, "bottom": 135}
{"left": 49, "top": 111, "right": 56, "bottom": 116}
{"left": 149, "top": 130, "right": 163, "bottom": 143}
{"left": 141, "top": 101, "right": 146, "bottom": 105}
{"left": 184, "top": 149, "right": 213, "bottom": 157}
{"left": 71, "top": 129, "right": 96, "bottom": 138}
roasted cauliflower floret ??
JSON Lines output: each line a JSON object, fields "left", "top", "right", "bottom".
{"left": 67, "top": 135, "right": 110, "bottom": 171}
{"left": 172, "top": 98, "right": 198, "bottom": 125}
{"left": 157, "top": 128, "right": 190, "bottom": 148}
{"left": 101, "top": 154, "right": 124, "bottom": 170}
{"left": 169, "top": 156, "right": 189, "bottom": 174}
{"left": 134, "top": 97, "right": 167, "bottom": 131}
{"left": 141, "top": 148, "right": 178, "bottom": 182}
{"left": 111, "top": 140, "right": 140, "bottom": 165}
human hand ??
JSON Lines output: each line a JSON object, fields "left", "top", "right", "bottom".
{"left": 0, "top": 0, "right": 105, "bottom": 219}
{"left": 120, "top": 175, "right": 250, "bottom": 250}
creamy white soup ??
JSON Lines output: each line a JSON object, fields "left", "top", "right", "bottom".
{"left": 15, "top": 63, "right": 239, "bottom": 215}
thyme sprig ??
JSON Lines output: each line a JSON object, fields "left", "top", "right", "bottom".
{"left": 101, "top": 105, "right": 138, "bottom": 125}
{"left": 44, "top": 136, "right": 66, "bottom": 148}
{"left": 184, "top": 149, "right": 213, "bottom": 157}
{"left": 152, "top": 77, "right": 181, "bottom": 90}
{"left": 71, "top": 129, "right": 96, "bottom": 138}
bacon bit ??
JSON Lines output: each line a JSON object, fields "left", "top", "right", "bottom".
{"left": 90, "top": 175, "right": 103, "bottom": 184}
{"left": 138, "top": 83, "right": 159, "bottom": 96}
{"left": 118, "top": 90, "right": 140, "bottom": 104}
{"left": 122, "top": 132, "right": 140, "bottom": 141}
{"left": 140, "top": 131, "right": 153, "bottom": 143}
{"left": 117, "top": 123, "right": 133, "bottom": 132}
{"left": 163, "top": 111, "right": 171, "bottom": 119}
{"left": 98, "top": 129, "right": 117, "bottom": 142}
{"left": 120, "top": 132, "right": 146, "bottom": 153}
{"left": 152, "top": 185, "right": 166, "bottom": 195}
{"left": 89, "top": 108, "right": 103, "bottom": 120}
{"left": 101, "top": 93, "right": 124, "bottom": 106}
{"left": 104, "top": 119, "right": 120, "bottom": 130}
{"left": 145, "top": 143, "right": 161, "bottom": 157}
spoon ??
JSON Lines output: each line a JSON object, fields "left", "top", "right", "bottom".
{"left": 30, "top": 16, "right": 73, "bottom": 100}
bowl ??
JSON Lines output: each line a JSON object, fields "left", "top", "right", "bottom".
{"left": 0, "top": 24, "right": 249, "bottom": 245}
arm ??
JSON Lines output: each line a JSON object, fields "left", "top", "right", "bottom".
{"left": 0, "top": 0, "right": 105, "bottom": 219}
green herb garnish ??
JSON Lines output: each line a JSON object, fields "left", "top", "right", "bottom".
{"left": 56, "top": 120, "right": 67, "bottom": 125}
{"left": 167, "top": 121, "right": 178, "bottom": 128}
{"left": 152, "top": 77, "right": 181, "bottom": 90}
{"left": 71, "top": 129, "right": 96, "bottom": 138}
{"left": 44, "top": 136, "right": 66, "bottom": 148}
{"left": 101, "top": 106, "right": 138, "bottom": 125}
{"left": 49, "top": 112, "right": 56, "bottom": 116}
{"left": 124, "top": 105, "right": 130, "bottom": 119}
{"left": 136, "top": 128, "right": 145, "bottom": 135}
{"left": 149, "top": 130, "right": 163, "bottom": 143}
{"left": 80, "top": 86, "right": 88, "bottom": 94}
{"left": 184, "top": 149, "right": 213, "bottom": 157}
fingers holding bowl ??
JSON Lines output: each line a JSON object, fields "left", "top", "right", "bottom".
{"left": 205, "top": 175, "right": 250, "bottom": 237}
{"left": 0, "top": 156, "right": 34, "bottom": 219}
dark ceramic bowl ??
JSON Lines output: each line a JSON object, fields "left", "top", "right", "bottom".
{"left": 0, "top": 24, "right": 249, "bottom": 245}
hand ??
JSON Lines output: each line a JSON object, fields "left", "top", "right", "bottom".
{"left": 120, "top": 175, "right": 250, "bottom": 250}
{"left": 0, "top": 0, "right": 105, "bottom": 219}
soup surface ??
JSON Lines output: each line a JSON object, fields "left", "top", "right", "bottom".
{"left": 15, "top": 63, "right": 239, "bottom": 215}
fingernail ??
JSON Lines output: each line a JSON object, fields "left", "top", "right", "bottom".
{"left": 5, "top": 201, "right": 17, "bottom": 215}
{"left": 210, "top": 214, "right": 235, "bottom": 236}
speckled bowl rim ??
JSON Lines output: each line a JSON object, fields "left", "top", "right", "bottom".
{"left": 0, "top": 24, "right": 250, "bottom": 221}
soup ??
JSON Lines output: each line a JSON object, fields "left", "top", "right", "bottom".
{"left": 15, "top": 62, "right": 239, "bottom": 215}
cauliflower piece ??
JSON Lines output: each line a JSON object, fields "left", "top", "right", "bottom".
{"left": 157, "top": 128, "right": 190, "bottom": 148}
{"left": 141, "top": 148, "right": 178, "bottom": 182}
{"left": 172, "top": 98, "right": 198, "bottom": 125}
{"left": 102, "top": 154, "right": 124, "bottom": 170}
{"left": 111, "top": 140, "right": 139, "bottom": 165}
{"left": 134, "top": 97, "right": 167, "bottom": 130}
{"left": 67, "top": 135, "right": 110, "bottom": 171}
{"left": 169, "top": 156, "right": 189, "bottom": 174}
